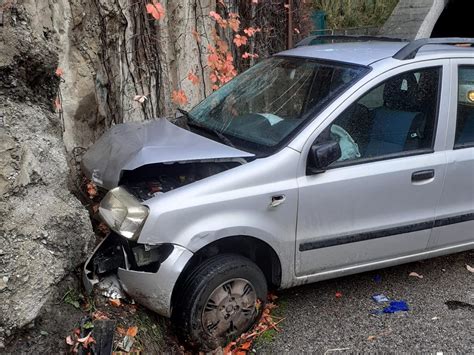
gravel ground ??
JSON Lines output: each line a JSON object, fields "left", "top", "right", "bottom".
{"left": 258, "top": 250, "right": 474, "bottom": 353}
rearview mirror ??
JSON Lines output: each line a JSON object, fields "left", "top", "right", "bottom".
{"left": 308, "top": 141, "right": 341, "bottom": 174}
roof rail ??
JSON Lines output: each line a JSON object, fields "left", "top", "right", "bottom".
{"left": 295, "top": 35, "right": 406, "bottom": 48}
{"left": 393, "top": 37, "right": 474, "bottom": 60}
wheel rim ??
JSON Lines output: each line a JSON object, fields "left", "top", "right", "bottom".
{"left": 201, "top": 278, "right": 258, "bottom": 338}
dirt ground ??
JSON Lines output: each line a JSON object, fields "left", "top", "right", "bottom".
{"left": 5, "top": 249, "right": 472, "bottom": 354}
{"left": 4, "top": 269, "right": 182, "bottom": 354}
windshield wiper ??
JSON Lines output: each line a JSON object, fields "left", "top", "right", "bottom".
{"left": 178, "top": 108, "right": 235, "bottom": 148}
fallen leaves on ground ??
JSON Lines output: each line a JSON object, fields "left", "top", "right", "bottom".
{"left": 408, "top": 272, "right": 424, "bottom": 279}
{"left": 223, "top": 293, "right": 284, "bottom": 354}
{"left": 335, "top": 292, "right": 343, "bottom": 298}
{"left": 466, "top": 264, "right": 474, "bottom": 273}
{"left": 92, "top": 310, "right": 110, "bottom": 320}
{"left": 109, "top": 298, "right": 122, "bottom": 307}
{"left": 86, "top": 181, "right": 98, "bottom": 199}
{"left": 65, "top": 328, "right": 96, "bottom": 352}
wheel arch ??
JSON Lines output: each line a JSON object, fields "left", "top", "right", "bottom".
{"left": 171, "top": 235, "right": 282, "bottom": 312}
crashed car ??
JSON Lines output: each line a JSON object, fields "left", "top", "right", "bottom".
{"left": 82, "top": 36, "right": 474, "bottom": 350}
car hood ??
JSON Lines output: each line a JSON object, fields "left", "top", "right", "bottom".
{"left": 81, "top": 118, "right": 254, "bottom": 190}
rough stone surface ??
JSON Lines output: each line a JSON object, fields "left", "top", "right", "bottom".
{"left": 0, "top": 4, "right": 94, "bottom": 344}
{"left": 380, "top": 0, "right": 448, "bottom": 39}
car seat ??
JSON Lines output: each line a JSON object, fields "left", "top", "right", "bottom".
{"left": 365, "top": 73, "right": 426, "bottom": 157}
{"left": 457, "top": 108, "right": 474, "bottom": 146}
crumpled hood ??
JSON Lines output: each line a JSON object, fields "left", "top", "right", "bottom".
{"left": 82, "top": 118, "right": 254, "bottom": 190}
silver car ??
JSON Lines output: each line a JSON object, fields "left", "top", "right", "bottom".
{"left": 82, "top": 37, "right": 474, "bottom": 350}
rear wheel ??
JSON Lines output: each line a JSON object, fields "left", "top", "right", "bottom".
{"left": 173, "top": 254, "right": 267, "bottom": 351}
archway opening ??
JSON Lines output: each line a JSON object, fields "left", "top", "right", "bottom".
{"left": 431, "top": 0, "right": 474, "bottom": 38}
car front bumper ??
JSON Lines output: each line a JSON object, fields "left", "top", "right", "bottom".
{"left": 83, "top": 233, "right": 193, "bottom": 318}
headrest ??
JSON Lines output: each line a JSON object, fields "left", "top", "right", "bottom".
{"left": 383, "top": 73, "right": 417, "bottom": 111}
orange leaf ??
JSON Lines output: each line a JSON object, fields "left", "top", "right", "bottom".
{"left": 126, "top": 326, "right": 138, "bottom": 337}
{"left": 171, "top": 89, "right": 188, "bottom": 106}
{"left": 192, "top": 29, "right": 201, "bottom": 43}
{"left": 86, "top": 181, "right": 98, "bottom": 199}
{"left": 233, "top": 34, "right": 248, "bottom": 47}
{"left": 243, "top": 27, "right": 260, "bottom": 37}
{"left": 187, "top": 71, "right": 200, "bottom": 85}
{"left": 228, "top": 17, "right": 240, "bottom": 32}
{"left": 55, "top": 67, "right": 64, "bottom": 77}
{"left": 92, "top": 310, "right": 109, "bottom": 320}
{"left": 109, "top": 298, "right": 121, "bottom": 307}
{"left": 240, "top": 341, "right": 252, "bottom": 350}
{"left": 54, "top": 97, "right": 61, "bottom": 111}
{"left": 146, "top": 1, "right": 165, "bottom": 20}
{"left": 209, "top": 11, "right": 222, "bottom": 21}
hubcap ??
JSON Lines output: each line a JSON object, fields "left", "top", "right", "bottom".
{"left": 201, "top": 278, "right": 258, "bottom": 338}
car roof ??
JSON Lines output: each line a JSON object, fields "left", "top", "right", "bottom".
{"left": 278, "top": 41, "right": 474, "bottom": 66}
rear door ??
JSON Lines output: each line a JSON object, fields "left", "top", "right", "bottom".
{"left": 295, "top": 61, "right": 450, "bottom": 276}
{"left": 429, "top": 60, "right": 474, "bottom": 249}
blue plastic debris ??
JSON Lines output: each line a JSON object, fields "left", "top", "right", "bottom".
{"left": 373, "top": 274, "right": 382, "bottom": 283}
{"left": 372, "top": 294, "right": 390, "bottom": 303}
{"left": 383, "top": 300, "right": 409, "bottom": 313}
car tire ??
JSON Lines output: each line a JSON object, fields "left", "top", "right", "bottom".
{"left": 173, "top": 254, "right": 268, "bottom": 351}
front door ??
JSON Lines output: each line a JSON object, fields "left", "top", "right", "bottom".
{"left": 429, "top": 61, "right": 474, "bottom": 249}
{"left": 295, "top": 64, "right": 448, "bottom": 276}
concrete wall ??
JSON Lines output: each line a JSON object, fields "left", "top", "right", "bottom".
{"left": 380, "top": 0, "right": 449, "bottom": 39}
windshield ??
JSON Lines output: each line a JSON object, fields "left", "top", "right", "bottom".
{"left": 188, "top": 56, "right": 369, "bottom": 154}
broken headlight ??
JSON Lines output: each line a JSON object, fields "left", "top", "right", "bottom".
{"left": 99, "top": 187, "right": 149, "bottom": 240}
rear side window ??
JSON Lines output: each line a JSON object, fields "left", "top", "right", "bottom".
{"left": 455, "top": 66, "right": 474, "bottom": 148}
{"left": 317, "top": 67, "right": 441, "bottom": 165}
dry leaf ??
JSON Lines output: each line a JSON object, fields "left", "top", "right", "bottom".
{"left": 466, "top": 264, "right": 474, "bottom": 273}
{"left": 367, "top": 335, "right": 376, "bottom": 341}
{"left": 86, "top": 181, "right": 98, "bottom": 199}
{"left": 109, "top": 298, "right": 121, "bottom": 307}
{"left": 55, "top": 68, "right": 64, "bottom": 77}
{"left": 77, "top": 333, "right": 96, "bottom": 349}
{"left": 65, "top": 335, "right": 75, "bottom": 345}
{"left": 133, "top": 95, "right": 147, "bottom": 104}
{"left": 335, "top": 291, "right": 343, "bottom": 298}
{"left": 409, "top": 272, "right": 423, "bottom": 279}
{"left": 92, "top": 310, "right": 109, "bottom": 320}
{"left": 126, "top": 326, "right": 138, "bottom": 337}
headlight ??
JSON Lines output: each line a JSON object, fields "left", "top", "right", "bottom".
{"left": 99, "top": 187, "right": 149, "bottom": 240}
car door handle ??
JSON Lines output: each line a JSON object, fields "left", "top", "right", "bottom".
{"left": 412, "top": 169, "right": 435, "bottom": 182}
{"left": 270, "top": 195, "right": 286, "bottom": 208}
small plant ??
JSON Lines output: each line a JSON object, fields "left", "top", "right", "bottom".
{"left": 62, "top": 288, "right": 83, "bottom": 309}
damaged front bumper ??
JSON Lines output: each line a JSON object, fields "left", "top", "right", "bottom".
{"left": 83, "top": 233, "right": 193, "bottom": 318}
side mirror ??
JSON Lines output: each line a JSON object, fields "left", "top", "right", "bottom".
{"left": 308, "top": 141, "right": 341, "bottom": 174}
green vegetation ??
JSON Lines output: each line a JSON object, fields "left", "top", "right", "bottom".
{"left": 311, "top": 0, "right": 399, "bottom": 29}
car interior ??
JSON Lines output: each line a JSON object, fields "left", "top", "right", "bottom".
{"left": 316, "top": 68, "right": 441, "bottom": 163}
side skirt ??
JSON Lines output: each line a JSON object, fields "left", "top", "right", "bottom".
{"left": 286, "top": 241, "right": 474, "bottom": 288}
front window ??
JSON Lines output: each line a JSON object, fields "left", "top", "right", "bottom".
{"left": 188, "top": 57, "right": 368, "bottom": 154}
{"left": 315, "top": 66, "right": 441, "bottom": 166}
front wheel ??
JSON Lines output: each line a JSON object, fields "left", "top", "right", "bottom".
{"left": 173, "top": 254, "right": 268, "bottom": 351}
